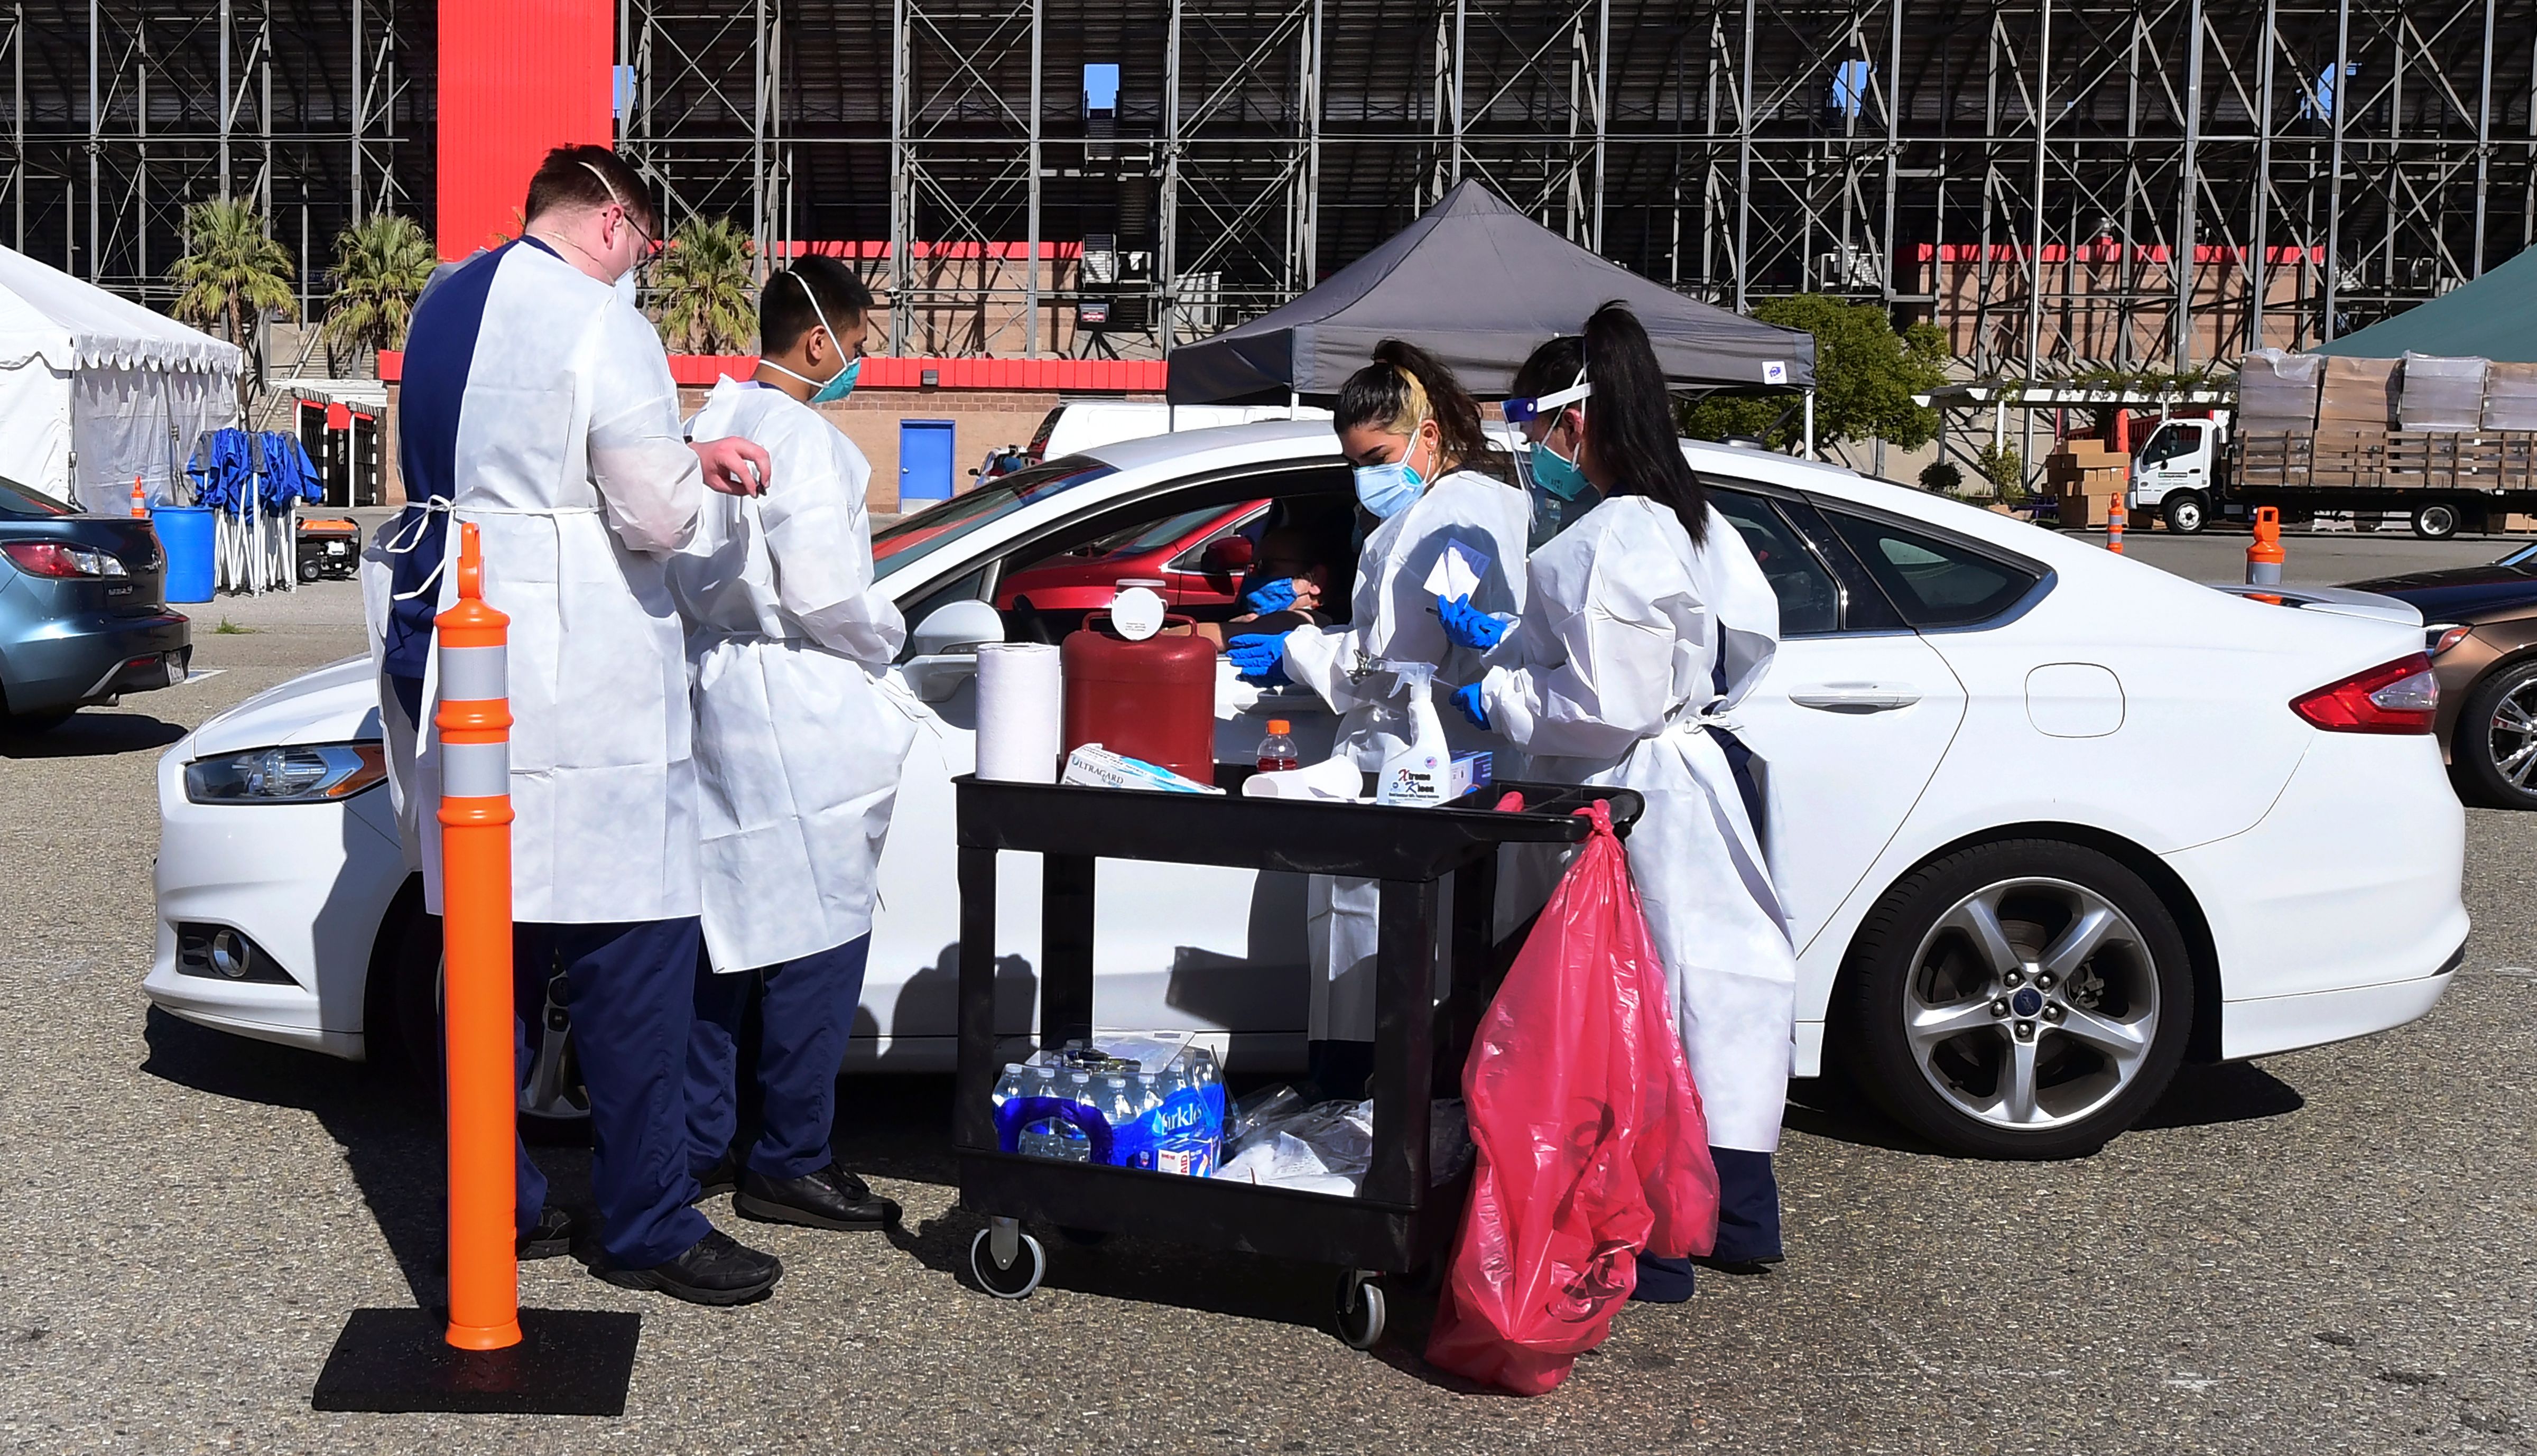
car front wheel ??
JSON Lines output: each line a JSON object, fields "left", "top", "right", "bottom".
{"left": 1836, "top": 840, "right": 2195, "bottom": 1159}
{"left": 2161, "top": 491, "right": 2208, "bottom": 535}
{"left": 2455, "top": 659, "right": 2537, "bottom": 809}
{"left": 375, "top": 888, "right": 589, "bottom": 1133}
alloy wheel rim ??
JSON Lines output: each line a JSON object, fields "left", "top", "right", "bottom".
{"left": 2489, "top": 678, "right": 2537, "bottom": 794}
{"left": 1902, "top": 876, "right": 2158, "bottom": 1132}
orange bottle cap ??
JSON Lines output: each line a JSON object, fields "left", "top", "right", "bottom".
{"left": 1267, "top": 719, "right": 1290, "bottom": 734}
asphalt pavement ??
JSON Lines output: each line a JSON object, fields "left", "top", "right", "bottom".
{"left": 2, "top": 540, "right": 2532, "bottom": 1454}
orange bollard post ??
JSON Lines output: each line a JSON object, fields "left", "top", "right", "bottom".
{"left": 2106, "top": 493, "right": 2127, "bottom": 554}
{"left": 2247, "top": 505, "right": 2286, "bottom": 605}
{"left": 130, "top": 476, "right": 146, "bottom": 517}
{"left": 433, "top": 522, "right": 522, "bottom": 1353}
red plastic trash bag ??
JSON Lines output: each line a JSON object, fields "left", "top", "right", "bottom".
{"left": 1425, "top": 799, "right": 1718, "bottom": 1395}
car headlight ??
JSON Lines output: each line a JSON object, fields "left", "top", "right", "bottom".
{"left": 184, "top": 742, "right": 387, "bottom": 804}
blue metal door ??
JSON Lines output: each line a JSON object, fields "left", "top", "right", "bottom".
{"left": 899, "top": 419, "right": 956, "bottom": 502}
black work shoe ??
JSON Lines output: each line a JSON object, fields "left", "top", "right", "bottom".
{"left": 734, "top": 1164, "right": 900, "bottom": 1231}
{"left": 595, "top": 1230, "right": 782, "bottom": 1306}
{"left": 517, "top": 1205, "right": 575, "bottom": 1260}
{"left": 691, "top": 1152, "right": 740, "bottom": 1202}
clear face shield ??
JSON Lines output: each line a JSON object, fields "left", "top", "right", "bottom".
{"left": 1504, "top": 373, "right": 1594, "bottom": 500}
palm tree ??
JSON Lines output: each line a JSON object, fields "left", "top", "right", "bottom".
{"left": 653, "top": 216, "right": 756, "bottom": 354}
{"left": 170, "top": 196, "right": 298, "bottom": 350}
{"left": 319, "top": 211, "right": 437, "bottom": 373}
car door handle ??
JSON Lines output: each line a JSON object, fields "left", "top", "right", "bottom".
{"left": 1788, "top": 683, "right": 1922, "bottom": 713}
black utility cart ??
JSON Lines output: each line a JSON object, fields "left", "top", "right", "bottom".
{"left": 952, "top": 771, "right": 1641, "bottom": 1348}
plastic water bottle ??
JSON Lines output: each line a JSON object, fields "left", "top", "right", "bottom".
{"left": 1020, "top": 1069, "right": 1097, "bottom": 1162}
{"left": 1256, "top": 718, "right": 1300, "bottom": 772}
{"left": 992, "top": 1063, "right": 1029, "bottom": 1107}
{"left": 1186, "top": 1046, "right": 1227, "bottom": 1129}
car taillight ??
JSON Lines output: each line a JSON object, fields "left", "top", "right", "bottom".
{"left": 1, "top": 540, "right": 128, "bottom": 579}
{"left": 2292, "top": 653, "right": 2439, "bottom": 734}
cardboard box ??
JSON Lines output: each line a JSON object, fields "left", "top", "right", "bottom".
{"left": 2238, "top": 349, "right": 2323, "bottom": 431}
{"left": 2399, "top": 353, "right": 2487, "bottom": 432}
{"left": 2318, "top": 356, "right": 2401, "bottom": 431}
{"left": 2055, "top": 491, "right": 2113, "bottom": 528}
{"left": 2485, "top": 362, "right": 2537, "bottom": 431}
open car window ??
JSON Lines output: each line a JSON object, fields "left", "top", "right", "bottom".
{"left": 872, "top": 457, "right": 1117, "bottom": 581}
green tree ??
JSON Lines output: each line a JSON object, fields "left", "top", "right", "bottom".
{"left": 170, "top": 196, "right": 297, "bottom": 410}
{"left": 653, "top": 216, "right": 757, "bottom": 354}
{"left": 1975, "top": 441, "right": 2026, "bottom": 502}
{"left": 1681, "top": 294, "right": 1950, "bottom": 454}
{"left": 319, "top": 212, "right": 437, "bottom": 371}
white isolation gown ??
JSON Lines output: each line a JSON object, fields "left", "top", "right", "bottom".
{"left": 1474, "top": 493, "right": 1798, "bottom": 1153}
{"left": 668, "top": 378, "right": 919, "bottom": 973}
{"left": 361, "top": 237, "right": 705, "bottom": 923}
{"left": 1275, "top": 467, "right": 1531, "bottom": 1042}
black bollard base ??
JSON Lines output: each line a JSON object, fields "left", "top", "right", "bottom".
{"left": 312, "top": 1307, "right": 641, "bottom": 1415}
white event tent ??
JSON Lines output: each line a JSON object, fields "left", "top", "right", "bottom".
{"left": 0, "top": 245, "right": 243, "bottom": 514}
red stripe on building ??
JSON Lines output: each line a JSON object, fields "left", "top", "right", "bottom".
{"left": 377, "top": 349, "right": 1166, "bottom": 393}
{"left": 436, "top": 0, "right": 613, "bottom": 261}
{"left": 1912, "top": 243, "right": 2326, "bottom": 265}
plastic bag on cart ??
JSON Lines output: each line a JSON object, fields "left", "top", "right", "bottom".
{"left": 1425, "top": 799, "right": 1719, "bottom": 1396}
{"left": 1215, "top": 1095, "right": 1473, "bottom": 1195}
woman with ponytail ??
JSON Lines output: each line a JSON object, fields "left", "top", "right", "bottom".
{"left": 1443, "top": 302, "right": 1799, "bottom": 1299}
{"left": 1226, "top": 338, "right": 1531, "bottom": 1095}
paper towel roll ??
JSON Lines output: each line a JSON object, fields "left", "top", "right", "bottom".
{"left": 1240, "top": 754, "right": 1365, "bottom": 801}
{"left": 975, "top": 642, "right": 1063, "bottom": 782}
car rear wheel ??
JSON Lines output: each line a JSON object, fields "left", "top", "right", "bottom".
{"left": 2161, "top": 491, "right": 2208, "bottom": 535}
{"left": 1836, "top": 840, "right": 2195, "bottom": 1160}
{"left": 2413, "top": 502, "right": 2462, "bottom": 540}
{"left": 2454, "top": 659, "right": 2537, "bottom": 809}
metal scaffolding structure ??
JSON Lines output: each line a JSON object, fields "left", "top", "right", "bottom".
{"left": 2, "top": 0, "right": 2531, "bottom": 374}
{"left": 2, "top": 0, "right": 418, "bottom": 323}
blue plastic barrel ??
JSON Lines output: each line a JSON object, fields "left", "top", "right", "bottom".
{"left": 150, "top": 505, "right": 215, "bottom": 603}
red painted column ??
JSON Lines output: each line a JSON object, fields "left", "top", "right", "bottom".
{"left": 437, "top": 0, "right": 615, "bottom": 261}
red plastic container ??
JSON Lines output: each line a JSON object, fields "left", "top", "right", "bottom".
{"left": 1060, "top": 611, "right": 1219, "bottom": 784}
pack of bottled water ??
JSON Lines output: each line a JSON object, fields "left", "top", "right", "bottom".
{"left": 990, "top": 1032, "right": 1227, "bottom": 1175}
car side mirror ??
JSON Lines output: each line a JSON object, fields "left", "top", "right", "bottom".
{"left": 911, "top": 598, "right": 1005, "bottom": 658}
{"left": 1200, "top": 535, "right": 1254, "bottom": 572}
{"left": 901, "top": 598, "right": 1006, "bottom": 702}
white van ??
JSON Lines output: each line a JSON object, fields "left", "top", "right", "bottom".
{"left": 1025, "top": 399, "right": 1332, "bottom": 464}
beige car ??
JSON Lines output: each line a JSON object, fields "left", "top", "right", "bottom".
{"left": 2349, "top": 541, "right": 2537, "bottom": 808}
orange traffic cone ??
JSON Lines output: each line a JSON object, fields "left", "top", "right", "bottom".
{"left": 432, "top": 523, "right": 522, "bottom": 1353}
{"left": 2106, "top": 494, "right": 2127, "bottom": 554}
{"left": 129, "top": 476, "right": 146, "bottom": 517}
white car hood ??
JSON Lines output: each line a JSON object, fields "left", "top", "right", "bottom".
{"left": 187, "top": 655, "right": 385, "bottom": 757}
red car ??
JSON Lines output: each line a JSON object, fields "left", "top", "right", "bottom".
{"left": 994, "top": 498, "right": 1268, "bottom": 629}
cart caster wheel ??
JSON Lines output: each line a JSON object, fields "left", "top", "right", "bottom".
{"left": 1054, "top": 1225, "right": 1112, "bottom": 1248}
{"left": 1335, "top": 1270, "right": 1387, "bottom": 1350}
{"left": 969, "top": 1227, "right": 1047, "bottom": 1300}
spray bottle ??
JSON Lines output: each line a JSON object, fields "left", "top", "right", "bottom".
{"left": 1375, "top": 661, "right": 1451, "bottom": 807}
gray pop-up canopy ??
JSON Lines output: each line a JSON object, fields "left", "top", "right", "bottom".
{"left": 1166, "top": 180, "right": 1814, "bottom": 404}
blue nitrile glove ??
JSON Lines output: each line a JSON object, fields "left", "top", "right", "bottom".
{"left": 1243, "top": 577, "right": 1299, "bottom": 615}
{"left": 1453, "top": 682, "right": 1491, "bottom": 730}
{"left": 1437, "top": 593, "right": 1510, "bottom": 652}
{"left": 1227, "top": 632, "right": 1291, "bottom": 686}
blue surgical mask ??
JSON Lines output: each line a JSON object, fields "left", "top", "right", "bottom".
{"left": 1527, "top": 435, "right": 1591, "bottom": 500}
{"left": 811, "top": 355, "right": 860, "bottom": 403}
{"left": 1351, "top": 425, "right": 1429, "bottom": 519}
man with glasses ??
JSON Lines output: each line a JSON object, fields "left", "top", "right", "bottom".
{"left": 367, "top": 144, "right": 789, "bottom": 1306}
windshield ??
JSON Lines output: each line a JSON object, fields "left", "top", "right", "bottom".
{"left": 0, "top": 476, "right": 74, "bottom": 518}
{"left": 872, "top": 457, "right": 1119, "bottom": 580}
{"left": 2496, "top": 541, "right": 2537, "bottom": 568}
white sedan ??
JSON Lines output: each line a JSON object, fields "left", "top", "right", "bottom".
{"left": 145, "top": 422, "right": 2467, "bottom": 1157}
